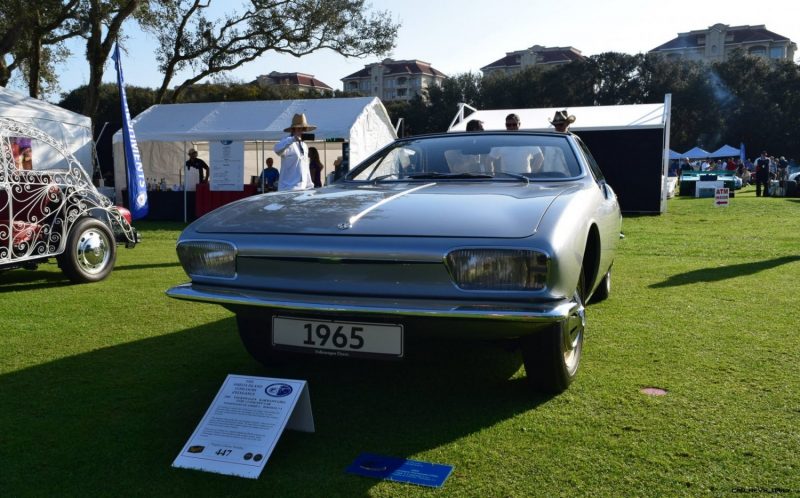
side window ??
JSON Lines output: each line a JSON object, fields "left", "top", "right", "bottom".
{"left": 576, "top": 138, "right": 605, "bottom": 183}
{"left": 8, "top": 136, "right": 34, "bottom": 171}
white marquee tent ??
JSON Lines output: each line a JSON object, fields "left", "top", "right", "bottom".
{"left": 0, "top": 86, "right": 93, "bottom": 173}
{"left": 448, "top": 97, "right": 673, "bottom": 213}
{"left": 111, "top": 97, "right": 396, "bottom": 199}
{"left": 448, "top": 102, "right": 668, "bottom": 132}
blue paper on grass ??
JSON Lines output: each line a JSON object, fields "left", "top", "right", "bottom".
{"left": 346, "top": 453, "right": 453, "bottom": 488}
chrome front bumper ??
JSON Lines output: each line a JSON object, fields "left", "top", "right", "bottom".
{"left": 167, "top": 283, "right": 578, "bottom": 335}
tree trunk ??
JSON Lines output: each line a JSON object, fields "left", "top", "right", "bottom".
{"left": 82, "top": 0, "right": 141, "bottom": 126}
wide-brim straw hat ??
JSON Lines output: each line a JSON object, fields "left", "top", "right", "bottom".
{"left": 284, "top": 113, "right": 317, "bottom": 132}
{"left": 549, "top": 110, "right": 576, "bottom": 125}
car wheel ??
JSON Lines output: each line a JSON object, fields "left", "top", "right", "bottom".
{"left": 235, "top": 312, "right": 287, "bottom": 366}
{"left": 590, "top": 269, "right": 611, "bottom": 303}
{"left": 57, "top": 217, "right": 116, "bottom": 283}
{"left": 521, "top": 270, "right": 586, "bottom": 393}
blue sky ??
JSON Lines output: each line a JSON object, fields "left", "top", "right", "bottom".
{"left": 18, "top": 0, "right": 800, "bottom": 101}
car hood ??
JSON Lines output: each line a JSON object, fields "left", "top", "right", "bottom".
{"left": 191, "top": 182, "right": 578, "bottom": 238}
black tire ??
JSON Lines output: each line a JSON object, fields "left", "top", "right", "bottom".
{"left": 236, "top": 312, "right": 287, "bottom": 366}
{"left": 521, "top": 270, "right": 586, "bottom": 393}
{"left": 57, "top": 217, "right": 116, "bottom": 283}
{"left": 590, "top": 269, "right": 611, "bottom": 303}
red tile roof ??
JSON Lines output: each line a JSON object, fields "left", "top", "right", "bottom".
{"left": 651, "top": 25, "right": 792, "bottom": 51}
{"left": 261, "top": 72, "right": 333, "bottom": 91}
{"left": 342, "top": 59, "right": 446, "bottom": 80}
{"left": 481, "top": 47, "right": 584, "bottom": 71}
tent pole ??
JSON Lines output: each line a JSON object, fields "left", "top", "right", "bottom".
{"left": 183, "top": 142, "right": 187, "bottom": 223}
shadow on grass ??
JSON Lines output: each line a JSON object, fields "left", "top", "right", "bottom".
{"left": 1, "top": 318, "right": 548, "bottom": 495}
{"left": 650, "top": 255, "right": 800, "bottom": 288}
{"left": 114, "top": 262, "right": 181, "bottom": 272}
{"left": 0, "top": 266, "right": 72, "bottom": 291}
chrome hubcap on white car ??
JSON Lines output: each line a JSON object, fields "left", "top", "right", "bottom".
{"left": 76, "top": 228, "right": 110, "bottom": 274}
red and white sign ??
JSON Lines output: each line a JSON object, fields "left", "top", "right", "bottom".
{"left": 714, "top": 188, "right": 730, "bottom": 207}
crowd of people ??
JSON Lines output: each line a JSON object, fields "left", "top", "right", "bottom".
{"left": 182, "top": 109, "right": 578, "bottom": 193}
{"left": 669, "top": 151, "right": 798, "bottom": 197}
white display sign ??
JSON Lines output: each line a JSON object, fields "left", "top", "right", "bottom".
{"left": 209, "top": 140, "right": 244, "bottom": 191}
{"left": 172, "top": 375, "right": 314, "bottom": 479}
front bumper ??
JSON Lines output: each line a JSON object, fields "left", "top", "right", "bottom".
{"left": 166, "top": 282, "right": 579, "bottom": 338}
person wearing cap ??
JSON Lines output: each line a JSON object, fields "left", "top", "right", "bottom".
{"left": 549, "top": 110, "right": 576, "bottom": 133}
{"left": 185, "top": 148, "right": 209, "bottom": 183}
{"left": 273, "top": 113, "right": 315, "bottom": 191}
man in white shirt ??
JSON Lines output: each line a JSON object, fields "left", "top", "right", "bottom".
{"left": 273, "top": 113, "right": 315, "bottom": 191}
{"left": 489, "top": 113, "right": 543, "bottom": 174}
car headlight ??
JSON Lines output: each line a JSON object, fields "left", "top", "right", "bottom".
{"left": 445, "top": 249, "right": 548, "bottom": 290}
{"left": 176, "top": 240, "right": 237, "bottom": 279}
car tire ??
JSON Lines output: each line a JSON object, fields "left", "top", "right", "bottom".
{"left": 235, "top": 312, "right": 288, "bottom": 366}
{"left": 590, "top": 269, "right": 611, "bottom": 303}
{"left": 57, "top": 217, "right": 116, "bottom": 283}
{"left": 521, "top": 270, "right": 585, "bottom": 393}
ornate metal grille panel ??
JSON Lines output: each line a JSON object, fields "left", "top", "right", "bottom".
{"left": 0, "top": 117, "right": 136, "bottom": 265}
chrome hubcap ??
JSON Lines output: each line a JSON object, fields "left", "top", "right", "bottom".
{"left": 562, "top": 298, "right": 585, "bottom": 373}
{"left": 76, "top": 228, "right": 110, "bottom": 274}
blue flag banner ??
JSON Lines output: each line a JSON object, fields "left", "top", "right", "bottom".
{"left": 111, "top": 43, "right": 148, "bottom": 220}
{"left": 740, "top": 142, "right": 746, "bottom": 164}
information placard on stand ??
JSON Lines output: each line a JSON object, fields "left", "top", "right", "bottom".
{"left": 173, "top": 375, "right": 314, "bottom": 479}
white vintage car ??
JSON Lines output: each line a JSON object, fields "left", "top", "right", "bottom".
{"left": 169, "top": 131, "right": 622, "bottom": 393}
{"left": 0, "top": 117, "right": 138, "bottom": 283}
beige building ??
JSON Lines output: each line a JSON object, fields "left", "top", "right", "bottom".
{"left": 481, "top": 45, "right": 584, "bottom": 76}
{"left": 341, "top": 58, "right": 446, "bottom": 102}
{"left": 649, "top": 24, "right": 797, "bottom": 63}
{"left": 255, "top": 71, "right": 333, "bottom": 94}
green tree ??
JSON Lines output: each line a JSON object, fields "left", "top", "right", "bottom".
{"left": 143, "top": 0, "right": 399, "bottom": 103}
{"left": 0, "top": 0, "right": 84, "bottom": 97}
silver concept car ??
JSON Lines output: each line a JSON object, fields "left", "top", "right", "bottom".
{"left": 168, "top": 131, "right": 622, "bottom": 393}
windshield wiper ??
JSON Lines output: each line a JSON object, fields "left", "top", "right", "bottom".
{"left": 407, "top": 172, "right": 494, "bottom": 179}
{"left": 369, "top": 174, "right": 398, "bottom": 184}
{"left": 493, "top": 172, "right": 530, "bottom": 184}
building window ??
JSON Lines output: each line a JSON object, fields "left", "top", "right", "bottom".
{"left": 749, "top": 46, "right": 767, "bottom": 57}
{"left": 348, "top": 81, "right": 358, "bottom": 90}
{"left": 397, "top": 77, "right": 407, "bottom": 85}
{"left": 770, "top": 46, "right": 785, "bottom": 58}
{"left": 397, "top": 88, "right": 407, "bottom": 97}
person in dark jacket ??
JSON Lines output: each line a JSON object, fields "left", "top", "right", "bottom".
{"left": 754, "top": 151, "right": 770, "bottom": 197}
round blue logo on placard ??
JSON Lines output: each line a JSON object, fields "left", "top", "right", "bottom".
{"left": 220, "top": 140, "right": 233, "bottom": 145}
{"left": 265, "top": 383, "right": 293, "bottom": 397}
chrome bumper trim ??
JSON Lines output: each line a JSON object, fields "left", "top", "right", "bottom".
{"left": 166, "top": 282, "right": 577, "bottom": 323}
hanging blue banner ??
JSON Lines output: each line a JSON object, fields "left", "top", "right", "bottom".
{"left": 111, "top": 43, "right": 148, "bottom": 220}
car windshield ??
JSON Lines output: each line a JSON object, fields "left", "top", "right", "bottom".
{"left": 347, "top": 133, "right": 583, "bottom": 182}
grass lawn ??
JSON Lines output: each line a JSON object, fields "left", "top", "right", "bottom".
{"left": 2, "top": 186, "right": 799, "bottom": 497}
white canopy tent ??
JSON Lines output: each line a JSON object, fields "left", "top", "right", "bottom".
{"left": 111, "top": 96, "right": 396, "bottom": 200}
{"left": 0, "top": 86, "right": 93, "bottom": 173}
{"left": 448, "top": 97, "right": 672, "bottom": 214}
{"left": 448, "top": 102, "right": 667, "bottom": 132}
